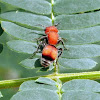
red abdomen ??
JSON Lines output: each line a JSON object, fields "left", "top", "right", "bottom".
{"left": 41, "top": 45, "right": 58, "bottom": 67}
{"left": 42, "top": 45, "right": 58, "bottom": 61}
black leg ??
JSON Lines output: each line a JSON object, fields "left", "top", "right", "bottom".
{"left": 37, "top": 24, "right": 46, "bottom": 28}
{"left": 56, "top": 48, "right": 63, "bottom": 64}
{"left": 29, "top": 40, "right": 46, "bottom": 59}
{"left": 36, "top": 36, "right": 47, "bottom": 44}
{"left": 58, "top": 48, "right": 63, "bottom": 58}
{"left": 29, "top": 44, "right": 41, "bottom": 59}
{"left": 61, "top": 37, "right": 67, "bottom": 42}
{"left": 54, "top": 23, "right": 60, "bottom": 27}
{"left": 58, "top": 39, "right": 68, "bottom": 50}
{"left": 38, "top": 36, "right": 47, "bottom": 41}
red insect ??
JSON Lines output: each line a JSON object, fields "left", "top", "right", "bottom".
{"left": 39, "top": 25, "right": 67, "bottom": 48}
{"left": 41, "top": 45, "right": 62, "bottom": 67}
{"left": 31, "top": 24, "right": 67, "bottom": 68}
{"left": 45, "top": 26, "right": 58, "bottom": 35}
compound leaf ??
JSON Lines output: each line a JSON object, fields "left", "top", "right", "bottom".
{"left": 62, "top": 79, "right": 100, "bottom": 100}
{"left": 62, "top": 44, "right": 100, "bottom": 58}
{"left": 1, "top": 0, "right": 51, "bottom": 15}
{"left": 11, "top": 79, "right": 59, "bottom": 100}
{"left": 59, "top": 58, "right": 97, "bottom": 70}
{"left": 53, "top": 0, "right": 100, "bottom": 14}
{"left": 7, "top": 40, "right": 37, "bottom": 54}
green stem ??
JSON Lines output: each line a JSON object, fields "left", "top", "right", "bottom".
{"left": 51, "top": 0, "right": 54, "bottom": 25}
{"left": 0, "top": 76, "right": 38, "bottom": 89}
{"left": 56, "top": 78, "right": 62, "bottom": 100}
{"left": 48, "top": 71, "right": 100, "bottom": 82}
{"left": 0, "top": 71, "right": 100, "bottom": 89}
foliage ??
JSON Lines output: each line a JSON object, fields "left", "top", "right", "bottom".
{"left": 0, "top": 0, "right": 100, "bottom": 100}
{"left": 11, "top": 78, "right": 100, "bottom": 100}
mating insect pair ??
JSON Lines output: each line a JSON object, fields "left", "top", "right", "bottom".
{"left": 32, "top": 25, "right": 67, "bottom": 68}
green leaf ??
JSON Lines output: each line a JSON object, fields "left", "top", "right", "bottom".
{"left": 62, "top": 79, "right": 100, "bottom": 100}
{"left": 20, "top": 52, "right": 55, "bottom": 70}
{"left": 53, "top": 0, "right": 100, "bottom": 14}
{"left": 0, "top": 32, "right": 52, "bottom": 78}
{"left": 1, "top": 0, "right": 100, "bottom": 72}
{"left": 62, "top": 91, "right": 100, "bottom": 100}
{"left": 1, "top": 21, "right": 44, "bottom": 41}
{"left": 0, "top": 92, "right": 3, "bottom": 98}
{"left": 20, "top": 58, "right": 55, "bottom": 71}
{"left": 7, "top": 40, "right": 37, "bottom": 54}
{"left": 59, "top": 26, "right": 100, "bottom": 45}
{"left": 0, "top": 11, "right": 52, "bottom": 29}
{"left": 2, "top": 21, "right": 100, "bottom": 45}
{"left": 20, "top": 58, "right": 42, "bottom": 69}
{"left": 11, "top": 89, "right": 59, "bottom": 100}
{"left": 59, "top": 58, "right": 97, "bottom": 70}
{"left": 62, "top": 79, "right": 100, "bottom": 92}
{"left": 1, "top": 0, "right": 51, "bottom": 15}
{"left": 7, "top": 42, "right": 100, "bottom": 59}
{"left": 11, "top": 80, "right": 58, "bottom": 100}
{"left": 36, "top": 77, "right": 57, "bottom": 85}
{"left": 55, "top": 11, "right": 100, "bottom": 30}
{"left": 62, "top": 44, "right": 100, "bottom": 58}
{"left": 19, "top": 80, "right": 57, "bottom": 91}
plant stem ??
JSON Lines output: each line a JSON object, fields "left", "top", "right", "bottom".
{"left": 0, "top": 71, "right": 100, "bottom": 89}
{"left": 0, "top": 76, "right": 38, "bottom": 89}
{"left": 51, "top": 0, "right": 54, "bottom": 25}
{"left": 48, "top": 71, "right": 100, "bottom": 82}
{"left": 56, "top": 78, "right": 62, "bottom": 100}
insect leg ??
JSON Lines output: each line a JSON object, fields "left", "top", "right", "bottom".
{"left": 58, "top": 39, "right": 68, "bottom": 50}
{"left": 36, "top": 36, "right": 47, "bottom": 44}
{"left": 54, "top": 23, "right": 60, "bottom": 27}
{"left": 56, "top": 48, "right": 63, "bottom": 64}
{"left": 29, "top": 39, "right": 46, "bottom": 59}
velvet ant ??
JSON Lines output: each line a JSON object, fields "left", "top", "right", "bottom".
{"left": 31, "top": 24, "right": 67, "bottom": 68}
